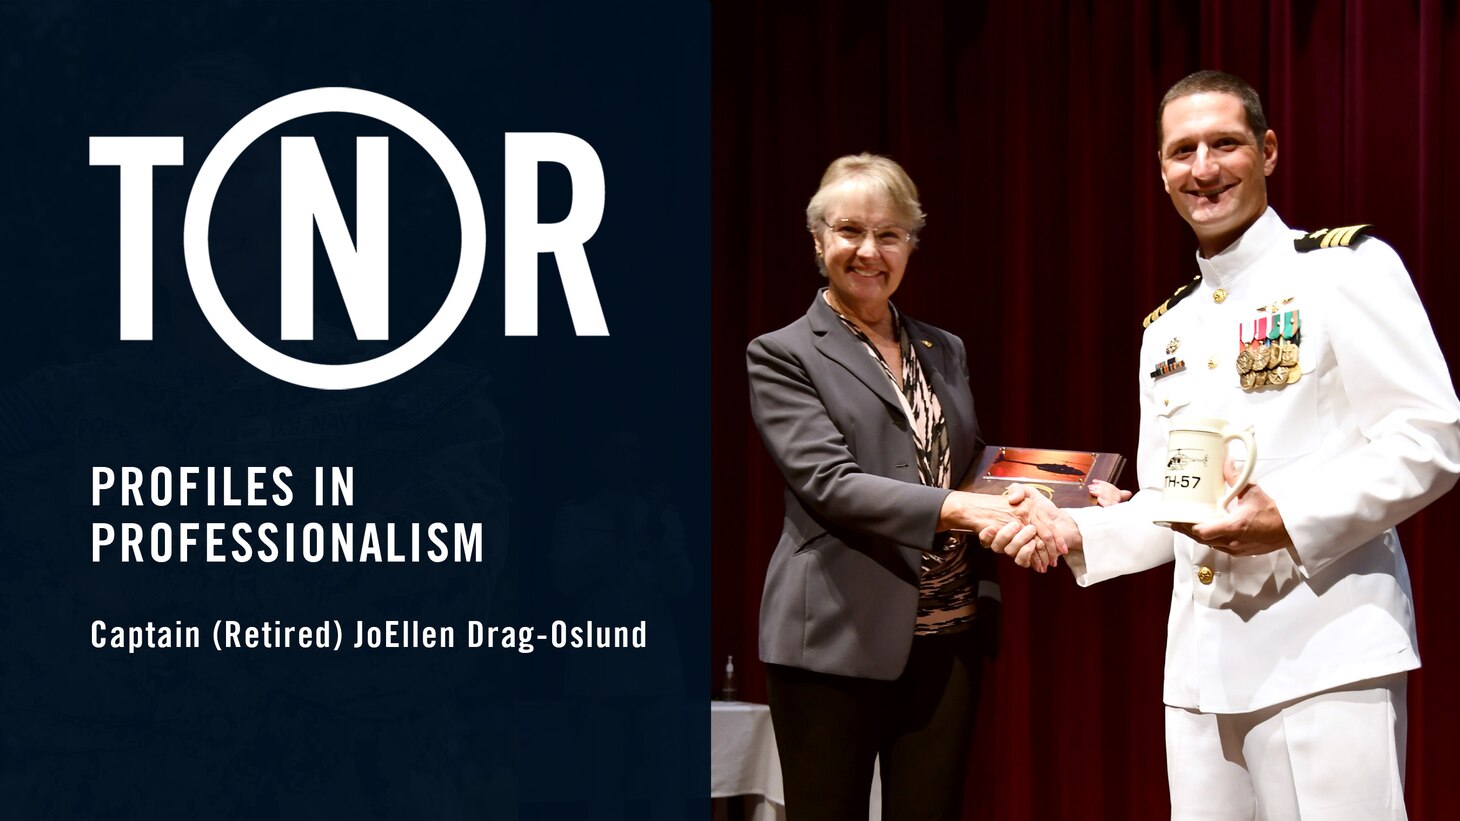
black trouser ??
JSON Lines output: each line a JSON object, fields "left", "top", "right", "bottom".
{"left": 765, "top": 630, "right": 983, "bottom": 821}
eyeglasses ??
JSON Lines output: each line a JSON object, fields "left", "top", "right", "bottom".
{"left": 822, "top": 218, "right": 914, "bottom": 248}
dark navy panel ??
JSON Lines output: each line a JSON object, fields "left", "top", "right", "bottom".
{"left": 0, "top": 2, "right": 709, "bottom": 818}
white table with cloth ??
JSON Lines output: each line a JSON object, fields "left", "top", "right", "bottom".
{"left": 711, "top": 700, "right": 880, "bottom": 820}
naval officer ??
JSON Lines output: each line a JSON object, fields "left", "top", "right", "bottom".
{"left": 994, "top": 70, "right": 1460, "bottom": 819}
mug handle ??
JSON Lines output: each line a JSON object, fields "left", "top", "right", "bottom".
{"left": 1218, "top": 427, "right": 1258, "bottom": 510}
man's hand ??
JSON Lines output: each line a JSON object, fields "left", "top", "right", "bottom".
{"left": 979, "top": 484, "right": 1083, "bottom": 572}
{"left": 948, "top": 489, "right": 1066, "bottom": 569}
{"left": 978, "top": 519, "right": 1048, "bottom": 571}
{"left": 1173, "top": 460, "right": 1291, "bottom": 556}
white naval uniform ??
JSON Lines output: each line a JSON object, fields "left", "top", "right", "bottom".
{"left": 1065, "top": 208, "right": 1460, "bottom": 817}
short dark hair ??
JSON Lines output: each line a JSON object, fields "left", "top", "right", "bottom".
{"left": 1157, "top": 70, "right": 1268, "bottom": 146}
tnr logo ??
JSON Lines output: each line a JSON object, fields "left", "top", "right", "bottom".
{"left": 90, "top": 87, "right": 607, "bottom": 390}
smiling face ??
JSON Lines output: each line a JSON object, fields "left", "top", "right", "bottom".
{"left": 1159, "top": 92, "right": 1279, "bottom": 257}
{"left": 812, "top": 181, "right": 914, "bottom": 315}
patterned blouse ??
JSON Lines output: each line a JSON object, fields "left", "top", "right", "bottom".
{"left": 827, "top": 296, "right": 977, "bottom": 635}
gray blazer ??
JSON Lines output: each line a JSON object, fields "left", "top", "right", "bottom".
{"left": 747, "top": 290, "right": 982, "bottom": 680}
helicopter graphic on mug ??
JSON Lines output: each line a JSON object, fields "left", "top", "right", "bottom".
{"left": 1155, "top": 418, "right": 1256, "bottom": 526}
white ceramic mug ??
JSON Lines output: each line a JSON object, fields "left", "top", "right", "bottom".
{"left": 1154, "top": 417, "right": 1257, "bottom": 525}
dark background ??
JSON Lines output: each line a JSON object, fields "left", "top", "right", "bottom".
{"left": 1, "top": 1, "right": 708, "bottom": 818}
{"left": 712, "top": 1, "right": 1460, "bottom": 818}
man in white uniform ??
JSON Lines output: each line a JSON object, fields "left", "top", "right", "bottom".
{"left": 1000, "top": 70, "right": 1460, "bottom": 819}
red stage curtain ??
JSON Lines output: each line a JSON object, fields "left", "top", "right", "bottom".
{"left": 711, "top": 2, "right": 1460, "bottom": 818}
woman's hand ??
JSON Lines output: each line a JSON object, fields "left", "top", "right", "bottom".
{"left": 1088, "top": 479, "right": 1131, "bottom": 507}
{"left": 940, "top": 489, "right": 1066, "bottom": 572}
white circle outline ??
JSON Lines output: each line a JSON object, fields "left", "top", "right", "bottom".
{"left": 183, "top": 87, "right": 485, "bottom": 390}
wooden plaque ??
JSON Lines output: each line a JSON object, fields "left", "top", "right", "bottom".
{"left": 957, "top": 445, "right": 1126, "bottom": 508}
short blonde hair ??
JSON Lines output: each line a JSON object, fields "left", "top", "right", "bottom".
{"left": 805, "top": 153, "right": 926, "bottom": 244}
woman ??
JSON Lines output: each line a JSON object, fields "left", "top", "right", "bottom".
{"left": 746, "top": 154, "right": 1058, "bottom": 821}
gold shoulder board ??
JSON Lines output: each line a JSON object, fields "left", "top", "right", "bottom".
{"left": 1142, "top": 275, "right": 1202, "bottom": 329}
{"left": 1294, "top": 224, "right": 1374, "bottom": 252}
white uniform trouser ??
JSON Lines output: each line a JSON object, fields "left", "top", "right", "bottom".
{"left": 1165, "top": 674, "right": 1407, "bottom": 820}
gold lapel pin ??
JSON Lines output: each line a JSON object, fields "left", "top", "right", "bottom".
{"left": 920, "top": 339, "right": 933, "bottom": 348}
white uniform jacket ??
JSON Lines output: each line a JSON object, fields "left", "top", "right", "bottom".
{"left": 1066, "top": 208, "right": 1460, "bottom": 713}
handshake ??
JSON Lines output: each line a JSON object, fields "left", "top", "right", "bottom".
{"left": 940, "top": 481, "right": 1129, "bottom": 572}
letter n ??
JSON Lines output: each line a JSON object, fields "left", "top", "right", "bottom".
{"left": 279, "top": 136, "right": 389, "bottom": 340}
